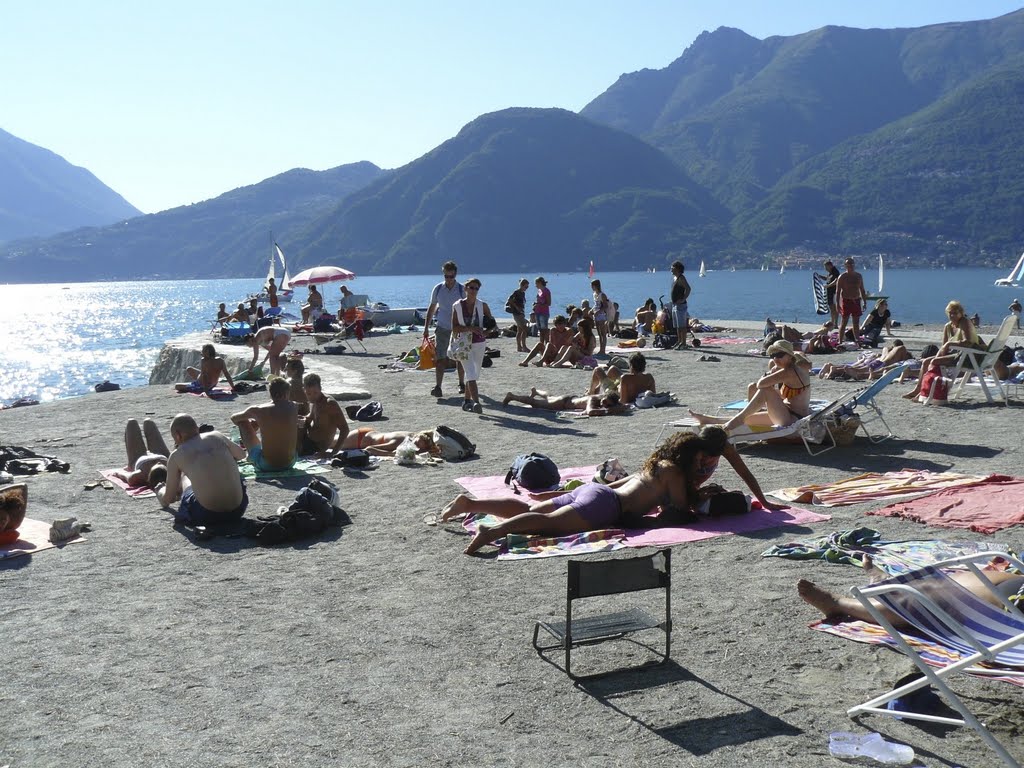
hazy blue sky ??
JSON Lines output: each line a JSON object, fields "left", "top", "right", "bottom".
{"left": 4, "top": 1, "right": 1021, "bottom": 213}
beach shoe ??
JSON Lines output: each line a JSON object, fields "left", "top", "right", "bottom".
{"left": 83, "top": 480, "right": 101, "bottom": 490}
{"left": 461, "top": 400, "right": 474, "bottom": 412}
{"left": 471, "top": 402, "right": 483, "bottom": 414}
{"left": 458, "top": 383, "right": 466, "bottom": 394}
{"left": 430, "top": 386, "right": 443, "bottom": 397}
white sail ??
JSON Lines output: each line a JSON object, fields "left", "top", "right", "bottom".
{"left": 878, "top": 254, "right": 885, "bottom": 295}
{"left": 266, "top": 245, "right": 276, "bottom": 284}
{"left": 275, "top": 244, "right": 291, "bottom": 290}
{"left": 995, "top": 250, "right": 1024, "bottom": 286}
{"left": 780, "top": 262, "right": 786, "bottom": 274}
{"left": 699, "top": 260, "right": 707, "bottom": 278}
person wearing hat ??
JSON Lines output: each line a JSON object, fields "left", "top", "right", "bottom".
{"left": 689, "top": 339, "right": 812, "bottom": 433}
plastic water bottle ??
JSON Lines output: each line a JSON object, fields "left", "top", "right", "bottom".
{"left": 829, "top": 731, "right": 915, "bottom": 765}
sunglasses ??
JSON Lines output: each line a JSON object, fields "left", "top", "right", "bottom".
{"left": 770, "top": 352, "right": 788, "bottom": 359}
{"left": 467, "top": 285, "right": 480, "bottom": 291}
{"left": 443, "top": 273, "right": 456, "bottom": 279}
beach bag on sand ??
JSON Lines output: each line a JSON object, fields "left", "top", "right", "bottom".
{"left": 594, "top": 458, "right": 628, "bottom": 484}
{"left": 433, "top": 425, "right": 476, "bottom": 461}
{"left": 635, "top": 391, "right": 674, "bottom": 409}
{"left": 505, "top": 453, "right": 560, "bottom": 493}
{"left": 243, "top": 482, "right": 350, "bottom": 545}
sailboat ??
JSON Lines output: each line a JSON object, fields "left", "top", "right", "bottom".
{"left": 779, "top": 262, "right": 786, "bottom": 275}
{"left": 252, "top": 237, "right": 294, "bottom": 303}
{"left": 699, "top": 260, "right": 707, "bottom": 278}
{"left": 866, "top": 254, "right": 888, "bottom": 300}
{"left": 995, "top": 250, "right": 1024, "bottom": 286}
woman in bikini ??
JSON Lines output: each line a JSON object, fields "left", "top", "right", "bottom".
{"left": 245, "top": 326, "right": 291, "bottom": 376}
{"left": 550, "top": 318, "right": 597, "bottom": 368}
{"left": 501, "top": 388, "right": 627, "bottom": 416}
{"left": 902, "top": 300, "right": 984, "bottom": 400}
{"left": 689, "top": 339, "right": 812, "bottom": 433}
{"left": 439, "top": 432, "right": 702, "bottom": 554}
{"left": 341, "top": 428, "right": 437, "bottom": 457}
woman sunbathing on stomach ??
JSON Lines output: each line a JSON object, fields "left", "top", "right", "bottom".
{"left": 439, "top": 432, "right": 701, "bottom": 554}
{"left": 689, "top": 340, "right": 812, "bottom": 433}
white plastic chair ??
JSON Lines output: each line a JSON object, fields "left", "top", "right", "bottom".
{"left": 948, "top": 315, "right": 1018, "bottom": 404}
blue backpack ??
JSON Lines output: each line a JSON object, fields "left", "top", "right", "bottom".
{"left": 505, "top": 453, "right": 560, "bottom": 493}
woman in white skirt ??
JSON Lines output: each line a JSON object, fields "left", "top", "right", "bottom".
{"left": 451, "top": 277, "right": 493, "bottom": 413}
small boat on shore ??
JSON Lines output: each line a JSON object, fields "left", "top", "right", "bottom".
{"left": 361, "top": 302, "right": 427, "bottom": 326}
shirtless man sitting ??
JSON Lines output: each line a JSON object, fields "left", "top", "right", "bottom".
{"left": 152, "top": 414, "right": 249, "bottom": 526}
{"left": 174, "top": 344, "right": 236, "bottom": 393}
{"left": 519, "top": 315, "right": 573, "bottom": 367}
{"left": 588, "top": 352, "right": 654, "bottom": 404}
{"left": 229, "top": 378, "right": 298, "bottom": 471}
{"left": 297, "top": 373, "right": 350, "bottom": 458}
{"left": 285, "top": 358, "right": 309, "bottom": 416}
{"left": 502, "top": 388, "right": 628, "bottom": 416}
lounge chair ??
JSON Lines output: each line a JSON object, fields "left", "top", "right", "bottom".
{"left": 847, "top": 551, "right": 1024, "bottom": 768}
{"left": 948, "top": 314, "right": 1018, "bottom": 404}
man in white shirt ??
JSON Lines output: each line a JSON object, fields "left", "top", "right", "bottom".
{"left": 423, "top": 261, "right": 466, "bottom": 398}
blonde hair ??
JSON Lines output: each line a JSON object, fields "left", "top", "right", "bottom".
{"left": 945, "top": 300, "right": 965, "bottom": 317}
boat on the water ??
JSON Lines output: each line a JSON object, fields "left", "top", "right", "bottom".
{"left": 995, "top": 250, "right": 1024, "bottom": 287}
{"left": 249, "top": 241, "right": 294, "bottom": 304}
{"left": 699, "top": 260, "right": 707, "bottom": 278}
{"left": 866, "top": 253, "right": 888, "bottom": 301}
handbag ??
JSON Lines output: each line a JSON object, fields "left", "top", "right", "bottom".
{"left": 448, "top": 332, "right": 472, "bottom": 362}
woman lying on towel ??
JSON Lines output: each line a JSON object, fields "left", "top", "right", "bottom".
{"left": 110, "top": 418, "right": 169, "bottom": 489}
{"left": 501, "top": 388, "right": 628, "bottom": 416}
{"left": 798, "top": 555, "right": 1024, "bottom": 628}
{"left": 340, "top": 428, "right": 437, "bottom": 457}
{"left": 817, "top": 340, "right": 912, "bottom": 381}
{"left": 688, "top": 340, "right": 812, "bottom": 434}
{"left": 439, "top": 432, "right": 702, "bottom": 554}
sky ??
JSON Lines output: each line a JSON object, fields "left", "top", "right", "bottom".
{"left": 4, "top": 1, "right": 1022, "bottom": 214}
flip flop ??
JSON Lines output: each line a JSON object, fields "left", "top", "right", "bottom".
{"left": 100, "top": 480, "right": 114, "bottom": 490}
{"left": 83, "top": 480, "right": 101, "bottom": 490}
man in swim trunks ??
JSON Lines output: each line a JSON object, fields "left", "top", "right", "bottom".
{"left": 835, "top": 257, "right": 868, "bottom": 345}
{"left": 297, "top": 373, "right": 350, "bottom": 458}
{"left": 174, "top": 344, "right": 236, "bottom": 394}
{"left": 588, "top": 352, "right": 655, "bottom": 405}
{"left": 153, "top": 414, "right": 248, "bottom": 526}
{"left": 229, "top": 378, "right": 298, "bottom": 472}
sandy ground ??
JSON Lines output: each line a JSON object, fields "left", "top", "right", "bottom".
{"left": 2, "top": 318, "right": 1023, "bottom": 767}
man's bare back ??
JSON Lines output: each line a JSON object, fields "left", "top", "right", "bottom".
{"left": 163, "top": 432, "right": 245, "bottom": 512}
{"left": 198, "top": 356, "right": 229, "bottom": 390}
{"left": 239, "top": 400, "right": 298, "bottom": 468}
{"left": 618, "top": 371, "right": 655, "bottom": 405}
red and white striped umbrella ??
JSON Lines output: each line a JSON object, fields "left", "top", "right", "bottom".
{"left": 288, "top": 265, "right": 357, "bottom": 286}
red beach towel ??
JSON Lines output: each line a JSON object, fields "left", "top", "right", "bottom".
{"left": 868, "top": 475, "right": 1024, "bottom": 534}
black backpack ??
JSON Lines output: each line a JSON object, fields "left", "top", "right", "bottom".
{"left": 243, "top": 481, "right": 351, "bottom": 545}
{"left": 505, "top": 453, "right": 560, "bottom": 493}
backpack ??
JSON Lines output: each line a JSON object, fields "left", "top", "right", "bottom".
{"left": 504, "top": 453, "right": 560, "bottom": 492}
{"left": 433, "top": 425, "right": 476, "bottom": 461}
{"left": 242, "top": 481, "right": 351, "bottom": 545}
{"left": 504, "top": 291, "right": 519, "bottom": 314}
{"left": 353, "top": 400, "right": 383, "bottom": 421}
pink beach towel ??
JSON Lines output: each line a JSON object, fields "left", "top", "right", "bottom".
{"left": 1, "top": 517, "right": 86, "bottom": 561}
{"left": 99, "top": 469, "right": 156, "bottom": 498}
{"left": 868, "top": 475, "right": 1024, "bottom": 534}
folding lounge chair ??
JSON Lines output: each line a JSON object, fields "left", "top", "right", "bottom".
{"left": 842, "top": 361, "right": 912, "bottom": 442}
{"left": 848, "top": 552, "right": 1024, "bottom": 768}
{"left": 948, "top": 315, "right": 1018, "bottom": 404}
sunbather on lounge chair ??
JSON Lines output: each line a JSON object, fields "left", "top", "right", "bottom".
{"left": 902, "top": 301, "right": 984, "bottom": 399}
{"left": 174, "top": 344, "right": 236, "bottom": 393}
{"left": 502, "top": 388, "right": 628, "bottom": 416}
{"left": 818, "top": 340, "right": 911, "bottom": 381}
{"left": 689, "top": 340, "right": 812, "bottom": 433}
{"left": 110, "top": 418, "right": 170, "bottom": 489}
{"left": 797, "top": 555, "right": 1024, "bottom": 629}
{"left": 440, "top": 432, "right": 701, "bottom": 554}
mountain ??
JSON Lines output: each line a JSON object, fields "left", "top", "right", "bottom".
{"left": 0, "top": 127, "right": 141, "bottom": 242}
{"left": 582, "top": 10, "right": 1024, "bottom": 260}
{"left": 296, "top": 108, "right": 730, "bottom": 274}
{"left": 0, "top": 162, "right": 385, "bottom": 281}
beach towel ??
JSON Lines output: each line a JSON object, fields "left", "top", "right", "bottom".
{"left": 237, "top": 458, "right": 331, "bottom": 480}
{"left": 723, "top": 397, "right": 830, "bottom": 412}
{"left": 811, "top": 619, "right": 1024, "bottom": 687}
{"left": 770, "top": 470, "right": 993, "bottom": 507}
{"left": 763, "top": 529, "right": 1011, "bottom": 576}
{"left": 812, "top": 272, "right": 830, "bottom": 316}
{"left": 1, "top": 517, "right": 86, "bottom": 561}
{"left": 868, "top": 476, "right": 1024, "bottom": 534}
{"left": 454, "top": 473, "right": 830, "bottom": 560}
{"left": 99, "top": 469, "right": 156, "bottom": 498}
{"left": 699, "top": 335, "right": 761, "bottom": 346}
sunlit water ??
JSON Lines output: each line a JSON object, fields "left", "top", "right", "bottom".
{"left": 0, "top": 268, "right": 1017, "bottom": 405}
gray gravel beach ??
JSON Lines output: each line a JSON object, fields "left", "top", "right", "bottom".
{"left": 2, "top": 318, "right": 1022, "bottom": 767}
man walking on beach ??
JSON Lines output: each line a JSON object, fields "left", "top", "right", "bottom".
{"left": 229, "top": 378, "right": 298, "bottom": 472}
{"left": 423, "top": 261, "right": 466, "bottom": 398}
{"left": 152, "top": 414, "right": 249, "bottom": 526}
{"left": 836, "top": 257, "right": 868, "bottom": 343}
{"left": 670, "top": 260, "right": 692, "bottom": 350}
{"left": 298, "top": 373, "right": 350, "bottom": 458}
